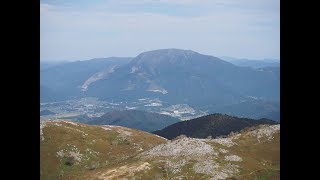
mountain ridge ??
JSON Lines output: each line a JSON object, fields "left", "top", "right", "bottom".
{"left": 153, "top": 113, "right": 278, "bottom": 139}
{"left": 40, "top": 120, "right": 279, "bottom": 179}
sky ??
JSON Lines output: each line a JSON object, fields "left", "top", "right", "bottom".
{"left": 40, "top": 0, "right": 280, "bottom": 62}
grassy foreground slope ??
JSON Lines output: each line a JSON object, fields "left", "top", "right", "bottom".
{"left": 40, "top": 120, "right": 279, "bottom": 180}
{"left": 40, "top": 120, "right": 166, "bottom": 179}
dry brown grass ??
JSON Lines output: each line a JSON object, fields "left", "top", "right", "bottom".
{"left": 41, "top": 121, "right": 279, "bottom": 180}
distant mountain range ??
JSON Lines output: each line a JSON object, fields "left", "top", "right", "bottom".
{"left": 40, "top": 49, "right": 280, "bottom": 121}
{"left": 153, "top": 113, "right": 278, "bottom": 140}
{"left": 219, "top": 56, "right": 280, "bottom": 68}
{"left": 87, "top": 110, "right": 181, "bottom": 132}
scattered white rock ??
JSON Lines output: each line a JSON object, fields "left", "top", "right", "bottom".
{"left": 142, "top": 137, "right": 217, "bottom": 157}
{"left": 62, "top": 121, "right": 79, "bottom": 126}
{"left": 165, "top": 159, "right": 187, "bottom": 174}
{"left": 210, "top": 137, "right": 236, "bottom": 147}
{"left": 69, "top": 151, "right": 83, "bottom": 163}
{"left": 56, "top": 146, "right": 83, "bottom": 164}
{"left": 222, "top": 163, "right": 240, "bottom": 175}
{"left": 53, "top": 122, "right": 62, "bottom": 126}
{"left": 85, "top": 148, "right": 100, "bottom": 157}
{"left": 193, "top": 159, "right": 219, "bottom": 175}
{"left": 224, "top": 155, "right": 242, "bottom": 162}
{"left": 193, "top": 160, "right": 240, "bottom": 179}
{"left": 116, "top": 128, "right": 133, "bottom": 137}
{"left": 248, "top": 124, "right": 280, "bottom": 142}
{"left": 219, "top": 148, "right": 229, "bottom": 154}
{"left": 101, "top": 126, "right": 112, "bottom": 131}
{"left": 56, "top": 149, "right": 65, "bottom": 158}
{"left": 40, "top": 121, "right": 46, "bottom": 141}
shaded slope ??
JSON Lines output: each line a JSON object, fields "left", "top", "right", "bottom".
{"left": 153, "top": 113, "right": 278, "bottom": 139}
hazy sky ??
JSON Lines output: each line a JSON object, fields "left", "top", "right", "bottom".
{"left": 40, "top": 0, "right": 280, "bottom": 62}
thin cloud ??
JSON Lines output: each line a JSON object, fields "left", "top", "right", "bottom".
{"left": 40, "top": 0, "right": 279, "bottom": 61}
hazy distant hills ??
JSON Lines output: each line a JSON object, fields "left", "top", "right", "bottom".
{"left": 88, "top": 110, "right": 181, "bottom": 132}
{"left": 153, "top": 113, "right": 278, "bottom": 140}
{"left": 40, "top": 57, "right": 132, "bottom": 102}
{"left": 206, "top": 98, "right": 280, "bottom": 121}
{"left": 40, "top": 62, "right": 58, "bottom": 71}
{"left": 219, "top": 56, "right": 280, "bottom": 69}
{"left": 40, "top": 49, "right": 280, "bottom": 121}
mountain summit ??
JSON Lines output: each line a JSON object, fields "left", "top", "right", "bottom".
{"left": 131, "top": 48, "right": 198, "bottom": 65}
{"left": 129, "top": 48, "right": 233, "bottom": 73}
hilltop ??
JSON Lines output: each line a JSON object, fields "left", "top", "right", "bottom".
{"left": 40, "top": 120, "right": 279, "bottom": 179}
{"left": 153, "top": 113, "right": 278, "bottom": 139}
{"left": 40, "top": 120, "right": 166, "bottom": 179}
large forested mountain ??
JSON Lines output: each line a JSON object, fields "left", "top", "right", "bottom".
{"left": 40, "top": 49, "right": 280, "bottom": 121}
